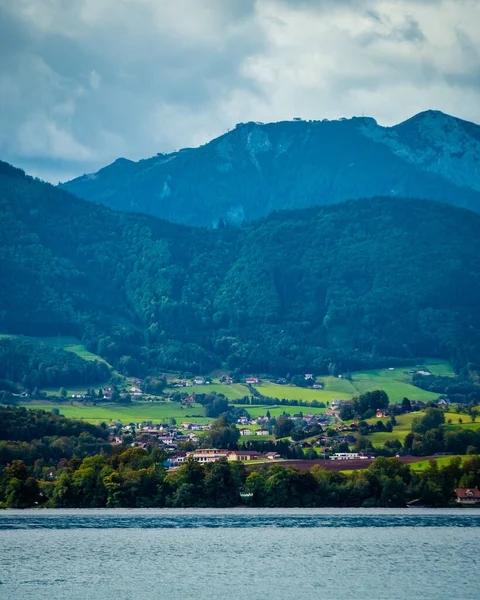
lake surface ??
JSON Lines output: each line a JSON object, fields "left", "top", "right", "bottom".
{"left": 1, "top": 508, "right": 479, "bottom": 599}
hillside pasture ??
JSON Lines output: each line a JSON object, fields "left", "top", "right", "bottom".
{"left": 253, "top": 382, "right": 351, "bottom": 403}
{"left": 235, "top": 405, "right": 328, "bottom": 418}
{"left": 349, "top": 368, "right": 441, "bottom": 403}
{"left": 24, "top": 401, "right": 212, "bottom": 425}
{"left": 172, "top": 383, "right": 250, "bottom": 400}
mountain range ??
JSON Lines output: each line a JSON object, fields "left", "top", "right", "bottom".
{"left": 61, "top": 110, "right": 480, "bottom": 228}
{"left": 2, "top": 158, "right": 480, "bottom": 378}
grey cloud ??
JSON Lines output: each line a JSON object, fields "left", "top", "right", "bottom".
{"left": 0, "top": 0, "right": 478, "bottom": 182}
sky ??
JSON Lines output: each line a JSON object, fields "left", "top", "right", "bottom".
{"left": 1, "top": 0, "right": 479, "bottom": 183}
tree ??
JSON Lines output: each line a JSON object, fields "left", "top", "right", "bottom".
{"left": 60, "top": 387, "right": 67, "bottom": 399}
{"left": 274, "top": 417, "right": 295, "bottom": 439}
{"left": 411, "top": 408, "right": 445, "bottom": 434}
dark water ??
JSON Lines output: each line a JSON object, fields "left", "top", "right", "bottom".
{"left": 1, "top": 509, "right": 479, "bottom": 599}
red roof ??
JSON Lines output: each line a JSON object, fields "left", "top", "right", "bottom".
{"left": 455, "top": 487, "right": 480, "bottom": 499}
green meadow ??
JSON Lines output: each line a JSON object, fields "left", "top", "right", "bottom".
{"left": 253, "top": 361, "right": 450, "bottom": 405}
{"left": 234, "top": 405, "right": 327, "bottom": 418}
{"left": 347, "top": 367, "right": 441, "bottom": 404}
{"left": 25, "top": 401, "right": 212, "bottom": 425}
{"left": 253, "top": 382, "right": 352, "bottom": 403}
{"left": 410, "top": 455, "right": 472, "bottom": 471}
{"left": 176, "top": 383, "right": 250, "bottom": 399}
{"left": 365, "top": 411, "right": 479, "bottom": 447}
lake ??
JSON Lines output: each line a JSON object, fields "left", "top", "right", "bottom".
{"left": 0, "top": 509, "right": 479, "bottom": 599}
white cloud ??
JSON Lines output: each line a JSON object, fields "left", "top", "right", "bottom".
{"left": 0, "top": 0, "right": 479, "bottom": 182}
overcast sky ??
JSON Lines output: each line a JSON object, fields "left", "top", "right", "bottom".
{"left": 1, "top": 0, "right": 479, "bottom": 183}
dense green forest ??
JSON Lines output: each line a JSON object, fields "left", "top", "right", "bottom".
{"left": 2, "top": 160, "right": 480, "bottom": 380}
{"left": 0, "top": 406, "right": 110, "bottom": 467}
{"left": 61, "top": 112, "right": 480, "bottom": 227}
{"left": 0, "top": 338, "right": 110, "bottom": 391}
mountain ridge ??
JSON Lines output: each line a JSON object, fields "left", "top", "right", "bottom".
{"left": 60, "top": 110, "right": 480, "bottom": 227}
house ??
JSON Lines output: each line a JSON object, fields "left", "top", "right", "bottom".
{"left": 184, "top": 396, "right": 195, "bottom": 404}
{"left": 416, "top": 370, "right": 432, "bottom": 376}
{"left": 454, "top": 487, "right": 480, "bottom": 505}
{"left": 224, "top": 377, "right": 233, "bottom": 385}
{"left": 330, "top": 452, "right": 362, "bottom": 460}
{"left": 228, "top": 450, "right": 262, "bottom": 461}
{"left": 304, "top": 374, "right": 314, "bottom": 380}
{"left": 256, "top": 428, "right": 269, "bottom": 436}
{"left": 376, "top": 409, "right": 390, "bottom": 418}
{"left": 237, "top": 416, "right": 250, "bottom": 425}
{"left": 265, "top": 452, "right": 281, "bottom": 460}
{"left": 245, "top": 377, "right": 259, "bottom": 384}
{"left": 193, "top": 378, "right": 205, "bottom": 385}
{"left": 239, "top": 428, "right": 253, "bottom": 436}
{"left": 179, "top": 449, "right": 229, "bottom": 463}
{"left": 296, "top": 441, "right": 312, "bottom": 449}
{"left": 312, "top": 383, "right": 323, "bottom": 389}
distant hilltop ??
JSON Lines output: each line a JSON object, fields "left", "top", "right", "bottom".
{"left": 60, "top": 110, "right": 480, "bottom": 227}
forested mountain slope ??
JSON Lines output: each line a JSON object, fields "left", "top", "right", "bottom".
{"left": 2, "top": 160, "right": 480, "bottom": 377}
{"left": 60, "top": 111, "right": 480, "bottom": 227}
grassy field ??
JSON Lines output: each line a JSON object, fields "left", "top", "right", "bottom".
{"left": 25, "top": 401, "right": 212, "bottom": 425}
{"left": 253, "top": 361, "right": 450, "bottom": 405}
{"left": 348, "top": 368, "right": 441, "bottom": 404}
{"left": 365, "top": 413, "right": 423, "bottom": 446}
{"left": 173, "top": 383, "right": 250, "bottom": 400}
{"left": 410, "top": 455, "right": 472, "bottom": 471}
{"left": 234, "top": 405, "right": 327, "bottom": 418}
{"left": 365, "top": 411, "right": 479, "bottom": 447}
{"left": 253, "top": 382, "right": 351, "bottom": 403}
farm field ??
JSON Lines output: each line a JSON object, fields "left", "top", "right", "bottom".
{"left": 348, "top": 368, "right": 441, "bottom": 403}
{"left": 365, "top": 411, "right": 479, "bottom": 447}
{"left": 172, "top": 383, "right": 250, "bottom": 400}
{"left": 253, "top": 360, "right": 451, "bottom": 404}
{"left": 233, "top": 405, "right": 327, "bottom": 418}
{"left": 253, "top": 382, "right": 351, "bottom": 403}
{"left": 24, "top": 401, "right": 212, "bottom": 425}
{"left": 365, "top": 412, "right": 423, "bottom": 446}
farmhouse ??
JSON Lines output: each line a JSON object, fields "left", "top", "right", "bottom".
{"left": 245, "top": 377, "right": 259, "bottom": 384}
{"left": 454, "top": 487, "right": 480, "bottom": 505}
{"left": 240, "top": 428, "right": 253, "bottom": 436}
{"left": 193, "top": 378, "right": 205, "bottom": 385}
{"left": 228, "top": 450, "right": 262, "bottom": 461}
{"left": 376, "top": 409, "right": 390, "bottom": 418}
{"left": 265, "top": 452, "right": 281, "bottom": 460}
{"left": 256, "top": 428, "right": 269, "bottom": 435}
{"left": 304, "top": 374, "right": 314, "bottom": 380}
